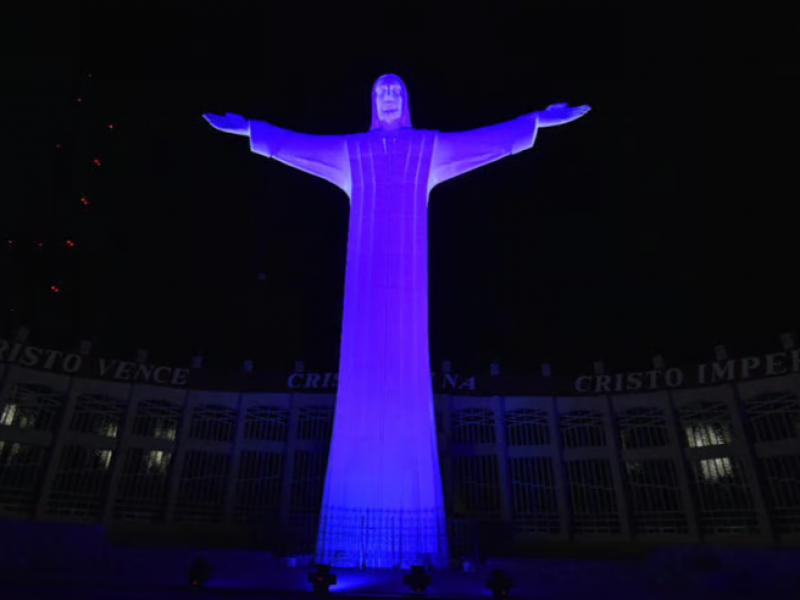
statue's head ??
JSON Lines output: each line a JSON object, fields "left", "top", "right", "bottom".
{"left": 371, "top": 73, "right": 412, "bottom": 131}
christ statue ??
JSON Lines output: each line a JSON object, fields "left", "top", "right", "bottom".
{"left": 204, "top": 74, "right": 589, "bottom": 569}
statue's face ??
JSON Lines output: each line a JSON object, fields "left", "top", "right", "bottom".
{"left": 374, "top": 77, "right": 405, "bottom": 128}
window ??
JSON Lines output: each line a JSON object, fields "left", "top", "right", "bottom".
{"left": 560, "top": 410, "right": 606, "bottom": 448}
{"left": 760, "top": 454, "right": 800, "bottom": 534}
{"left": 508, "top": 457, "right": 559, "bottom": 533}
{"left": 744, "top": 391, "right": 800, "bottom": 443}
{"left": 175, "top": 451, "right": 230, "bottom": 522}
{"left": 565, "top": 459, "right": 620, "bottom": 534}
{"left": 1, "top": 384, "right": 65, "bottom": 432}
{"left": 189, "top": 404, "right": 237, "bottom": 442}
{"left": 453, "top": 455, "right": 501, "bottom": 516}
{"left": 0, "top": 441, "right": 47, "bottom": 515}
{"left": 679, "top": 401, "right": 733, "bottom": 448}
{"left": 688, "top": 457, "right": 758, "bottom": 534}
{"left": 244, "top": 406, "right": 289, "bottom": 441}
{"left": 290, "top": 450, "right": 327, "bottom": 510}
{"left": 46, "top": 445, "right": 113, "bottom": 518}
{"left": 113, "top": 448, "right": 172, "bottom": 521}
{"left": 71, "top": 393, "right": 124, "bottom": 438}
{"left": 505, "top": 409, "right": 550, "bottom": 447}
{"left": 296, "top": 406, "right": 333, "bottom": 441}
{"left": 132, "top": 399, "right": 181, "bottom": 440}
{"left": 617, "top": 407, "right": 669, "bottom": 449}
{"left": 233, "top": 451, "right": 284, "bottom": 522}
{"left": 452, "top": 408, "right": 496, "bottom": 444}
{"left": 625, "top": 459, "right": 688, "bottom": 534}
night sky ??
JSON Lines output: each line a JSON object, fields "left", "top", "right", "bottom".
{"left": 3, "top": 4, "right": 797, "bottom": 376}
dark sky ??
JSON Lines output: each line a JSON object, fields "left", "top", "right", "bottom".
{"left": 3, "top": 4, "right": 797, "bottom": 375}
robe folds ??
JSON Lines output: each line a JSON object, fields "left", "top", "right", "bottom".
{"left": 250, "top": 113, "right": 538, "bottom": 568}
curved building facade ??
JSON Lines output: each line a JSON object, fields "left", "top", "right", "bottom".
{"left": 1, "top": 337, "right": 799, "bottom": 558}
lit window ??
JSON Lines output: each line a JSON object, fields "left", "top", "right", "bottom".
{"left": 685, "top": 423, "right": 732, "bottom": 447}
{"left": 94, "top": 449, "right": 113, "bottom": 469}
{"left": 698, "top": 457, "right": 733, "bottom": 482}
{"left": 96, "top": 420, "right": 119, "bottom": 438}
{"left": 1, "top": 404, "right": 18, "bottom": 426}
{"left": 154, "top": 421, "right": 177, "bottom": 441}
{"left": 147, "top": 450, "right": 170, "bottom": 474}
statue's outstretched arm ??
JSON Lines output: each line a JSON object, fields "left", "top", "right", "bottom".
{"left": 203, "top": 112, "right": 351, "bottom": 195}
{"left": 429, "top": 103, "right": 590, "bottom": 189}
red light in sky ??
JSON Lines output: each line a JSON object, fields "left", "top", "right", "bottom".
{"left": 77, "top": 97, "right": 82, "bottom": 103}
{"left": 56, "top": 143, "right": 61, "bottom": 149}
{"left": 51, "top": 285, "right": 60, "bottom": 293}
{"left": 81, "top": 196, "right": 90, "bottom": 206}
{"left": 37, "top": 242, "right": 43, "bottom": 249}
{"left": 108, "top": 124, "right": 114, "bottom": 130}
{"left": 65, "top": 240, "right": 76, "bottom": 248}
{"left": 93, "top": 158, "right": 101, "bottom": 166}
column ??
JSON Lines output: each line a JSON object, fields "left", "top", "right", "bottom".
{"left": 663, "top": 388, "right": 700, "bottom": 539}
{"left": 604, "top": 395, "right": 633, "bottom": 538}
{"left": 34, "top": 376, "right": 80, "bottom": 518}
{"left": 100, "top": 382, "right": 138, "bottom": 523}
{"left": 163, "top": 388, "right": 194, "bottom": 522}
{"left": 548, "top": 395, "right": 572, "bottom": 539}
{"left": 222, "top": 392, "right": 248, "bottom": 522}
{"left": 278, "top": 393, "right": 301, "bottom": 523}
{"left": 494, "top": 395, "right": 512, "bottom": 524}
{"left": 728, "top": 382, "right": 775, "bottom": 540}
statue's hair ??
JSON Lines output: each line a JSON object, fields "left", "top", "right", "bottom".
{"left": 370, "top": 73, "right": 412, "bottom": 130}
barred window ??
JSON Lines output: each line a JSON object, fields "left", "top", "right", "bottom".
{"left": 508, "top": 457, "right": 559, "bottom": 533}
{"left": 617, "top": 407, "right": 669, "bottom": 449}
{"left": 71, "top": 393, "right": 124, "bottom": 438}
{"left": 625, "top": 459, "right": 688, "bottom": 534}
{"left": 565, "top": 459, "right": 620, "bottom": 534}
{"left": 131, "top": 399, "right": 181, "bottom": 440}
{"left": 175, "top": 451, "right": 230, "bottom": 522}
{"left": 290, "top": 450, "right": 327, "bottom": 510}
{"left": 453, "top": 455, "right": 501, "bottom": 516}
{"left": 189, "top": 404, "right": 237, "bottom": 442}
{"left": 452, "top": 408, "right": 496, "bottom": 444}
{"left": 233, "top": 451, "right": 284, "bottom": 522}
{"left": 244, "top": 406, "right": 289, "bottom": 441}
{"left": 679, "top": 401, "right": 733, "bottom": 448}
{"left": 1, "top": 384, "right": 65, "bottom": 432}
{"left": 688, "top": 457, "right": 758, "bottom": 534}
{"left": 296, "top": 406, "right": 333, "bottom": 441}
{"left": 760, "top": 454, "right": 800, "bottom": 535}
{"left": 113, "top": 448, "right": 172, "bottom": 521}
{"left": 0, "top": 441, "right": 47, "bottom": 516}
{"left": 560, "top": 410, "right": 606, "bottom": 449}
{"left": 46, "top": 445, "right": 113, "bottom": 518}
{"left": 744, "top": 391, "right": 800, "bottom": 443}
{"left": 505, "top": 408, "right": 550, "bottom": 447}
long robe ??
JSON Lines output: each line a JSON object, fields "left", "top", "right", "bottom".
{"left": 250, "top": 113, "right": 538, "bottom": 568}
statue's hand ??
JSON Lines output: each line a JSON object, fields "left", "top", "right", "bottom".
{"left": 536, "top": 103, "right": 591, "bottom": 128}
{"left": 203, "top": 112, "right": 250, "bottom": 136}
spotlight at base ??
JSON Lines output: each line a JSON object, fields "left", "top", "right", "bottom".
{"left": 487, "top": 569, "right": 514, "bottom": 599}
{"left": 188, "top": 556, "right": 213, "bottom": 590}
{"left": 308, "top": 564, "right": 337, "bottom": 594}
{"left": 404, "top": 565, "right": 432, "bottom": 594}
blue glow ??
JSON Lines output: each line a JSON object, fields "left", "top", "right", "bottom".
{"left": 204, "top": 76, "right": 589, "bottom": 569}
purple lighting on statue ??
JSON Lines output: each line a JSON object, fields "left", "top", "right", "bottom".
{"left": 203, "top": 74, "right": 590, "bottom": 569}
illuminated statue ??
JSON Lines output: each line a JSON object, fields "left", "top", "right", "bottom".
{"left": 204, "top": 74, "right": 589, "bottom": 568}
